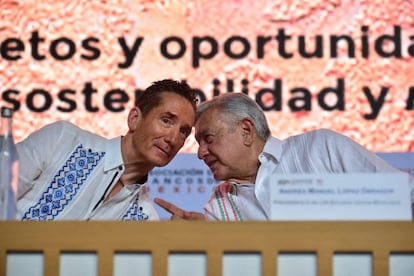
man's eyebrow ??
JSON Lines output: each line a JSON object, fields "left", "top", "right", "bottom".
{"left": 163, "top": 111, "right": 178, "bottom": 118}
{"left": 182, "top": 126, "right": 193, "bottom": 136}
{"left": 181, "top": 123, "right": 192, "bottom": 130}
{"left": 195, "top": 129, "right": 208, "bottom": 141}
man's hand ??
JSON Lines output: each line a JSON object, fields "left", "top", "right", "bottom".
{"left": 154, "top": 198, "right": 205, "bottom": 220}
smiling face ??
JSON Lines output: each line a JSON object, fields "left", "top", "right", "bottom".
{"left": 128, "top": 92, "right": 195, "bottom": 167}
{"left": 195, "top": 108, "right": 253, "bottom": 183}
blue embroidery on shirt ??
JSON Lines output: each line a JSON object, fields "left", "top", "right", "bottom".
{"left": 22, "top": 144, "right": 105, "bottom": 221}
{"left": 123, "top": 195, "right": 149, "bottom": 221}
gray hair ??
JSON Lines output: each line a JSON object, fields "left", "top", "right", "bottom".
{"left": 196, "top": 93, "right": 271, "bottom": 140}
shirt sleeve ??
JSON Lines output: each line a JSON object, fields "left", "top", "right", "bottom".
{"left": 203, "top": 191, "right": 221, "bottom": 221}
{"left": 203, "top": 182, "right": 243, "bottom": 221}
{"left": 307, "top": 129, "right": 403, "bottom": 173}
{"left": 16, "top": 121, "right": 68, "bottom": 197}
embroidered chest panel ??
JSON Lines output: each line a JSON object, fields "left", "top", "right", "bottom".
{"left": 22, "top": 144, "right": 105, "bottom": 220}
{"left": 123, "top": 199, "right": 149, "bottom": 221}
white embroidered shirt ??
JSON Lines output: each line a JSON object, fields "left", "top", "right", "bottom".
{"left": 16, "top": 121, "right": 160, "bottom": 221}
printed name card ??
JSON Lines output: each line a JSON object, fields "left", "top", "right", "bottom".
{"left": 270, "top": 173, "right": 412, "bottom": 220}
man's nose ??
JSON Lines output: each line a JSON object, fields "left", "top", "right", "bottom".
{"left": 166, "top": 128, "right": 180, "bottom": 145}
{"left": 197, "top": 144, "right": 208, "bottom": 160}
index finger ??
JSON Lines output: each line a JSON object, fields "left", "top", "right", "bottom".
{"left": 154, "top": 197, "right": 185, "bottom": 217}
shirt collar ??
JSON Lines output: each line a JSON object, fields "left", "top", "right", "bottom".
{"left": 259, "top": 136, "right": 284, "bottom": 163}
{"left": 103, "top": 136, "right": 149, "bottom": 185}
{"left": 104, "top": 136, "right": 124, "bottom": 172}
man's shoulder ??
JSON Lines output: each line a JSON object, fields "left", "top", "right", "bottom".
{"left": 293, "top": 128, "right": 346, "bottom": 141}
{"left": 52, "top": 120, "right": 101, "bottom": 137}
{"left": 39, "top": 120, "right": 81, "bottom": 133}
{"left": 36, "top": 120, "right": 107, "bottom": 145}
{"left": 305, "top": 128, "right": 340, "bottom": 137}
{"left": 285, "top": 128, "right": 354, "bottom": 152}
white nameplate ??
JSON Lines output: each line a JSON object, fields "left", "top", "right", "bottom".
{"left": 270, "top": 173, "right": 412, "bottom": 220}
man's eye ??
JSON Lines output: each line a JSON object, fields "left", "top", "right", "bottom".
{"left": 180, "top": 128, "right": 191, "bottom": 137}
{"left": 205, "top": 135, "right": 214, "bottom": 143}
{"left": 162, "top": 117, "right": 172, "bottom": 124}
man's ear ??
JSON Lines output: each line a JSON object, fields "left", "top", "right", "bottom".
{"left": 240, "top": 118, "right": 255, "bottom": 145}
{"left": 127, "top": 106, "right": 142, "bottom": 131}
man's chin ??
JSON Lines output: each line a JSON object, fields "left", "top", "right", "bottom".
{"left": 151, "top": 151, "right": 173, "bottom": 167}
{"left": 153, "top": 157, "right": 172, "bottom": 167}
{"left": 212, "top": 171, "right": 225, "bottom": 181}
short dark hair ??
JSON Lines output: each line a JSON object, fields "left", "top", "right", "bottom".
{"left": 136, "top": 79, "right": 197, "bottom": 117}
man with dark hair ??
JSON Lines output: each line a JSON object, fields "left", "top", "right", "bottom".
{"left": 16, "top": 79, "right": 197, "bottom": 221}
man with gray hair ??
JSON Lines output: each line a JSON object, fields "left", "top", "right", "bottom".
{"left": 156, "top": 92, "right": 414, "bottom": 220}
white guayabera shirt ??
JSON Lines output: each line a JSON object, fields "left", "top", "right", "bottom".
{"left": 204, "top": 129, "right": 414, "bottom": 221}
{"left": 15, "top": 120, "right": 159, "bottom": 221}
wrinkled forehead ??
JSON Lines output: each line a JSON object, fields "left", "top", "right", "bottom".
{"left": 159, "top": 91, "right": 194, "bottom": 107}
{"left": 155, "top": 93, "right": 196, "bottom": 120}
{"left": 195, "top": 107, "right": 218, "bottom": 126}
{"left": 195, "top": 108, "right": 229, "bottom": 138}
